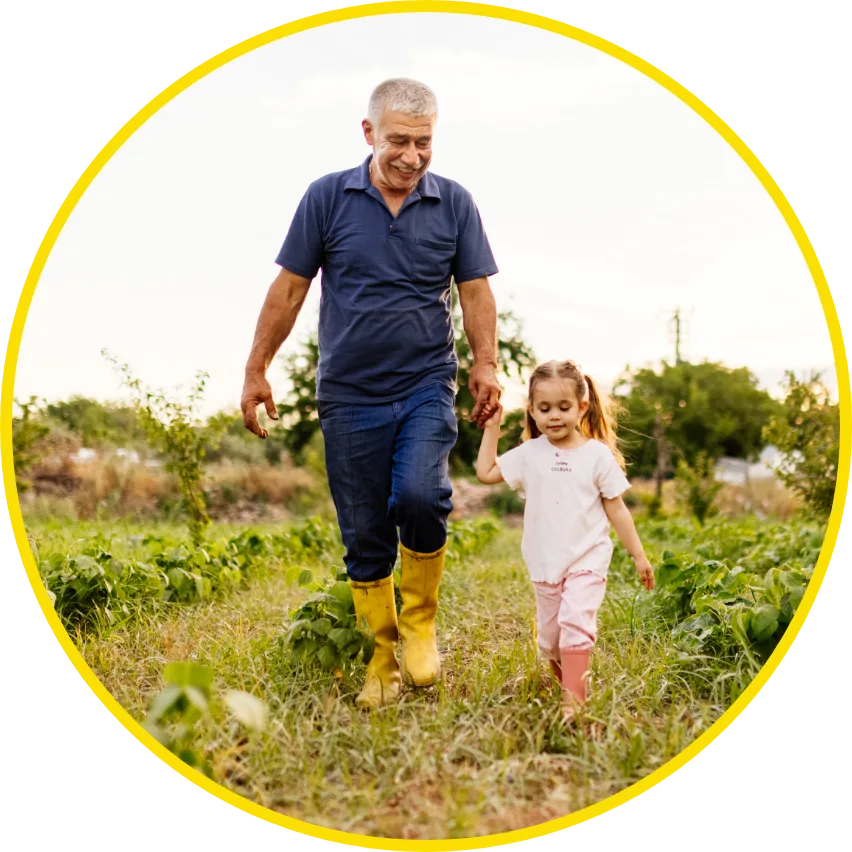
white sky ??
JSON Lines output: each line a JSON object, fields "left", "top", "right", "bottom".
{"left": 15, "top": 13, "right": 836, "bottom": 415}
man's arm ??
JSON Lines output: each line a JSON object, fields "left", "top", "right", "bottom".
{"left": 241, "top": 267, "right": 312, "bottom": 438}
{"left": 457, "top": 276, "right": 501, "bottom": 426}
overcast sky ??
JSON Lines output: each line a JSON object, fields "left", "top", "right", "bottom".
{"left": 14, "top": 13, "right": 836, "bottom": 415}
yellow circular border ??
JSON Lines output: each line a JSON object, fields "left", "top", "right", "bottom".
{"left": 2, "top": 2, "right": 848, "bottom": 848}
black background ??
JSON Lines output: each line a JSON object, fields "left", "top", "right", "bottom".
{"left": 11, "top": 3, "right": 849, "bottom": 846}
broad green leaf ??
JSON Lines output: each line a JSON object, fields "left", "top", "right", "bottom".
{"left": 316, "top": 645, "right": 337, "bottom": 671}
{"left": 224, "top": 690, "right": 268, "bottom": 731}
{"left": 327, "top": 627, "right": 350, "bottom": 648}
{"left": 310, "top": 618, "right": 332, "bottom": 636}
{"left": 146, "top": 684, "right": 182, "bottom": 723}
{"left": 298, "top": 568, "right": 314, "bottom": 587}
{"left": 328, "top": 580, "right": 354, "bottom": 607}
{"left": 183, "top": 685, "right": 209, "bottom": 713}
{"left": 750, "top": 604, "right": 781, "bottom": 643}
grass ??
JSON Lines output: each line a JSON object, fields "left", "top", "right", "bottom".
{"left": 31, "top": 516, "right": 771, "bottom": 840}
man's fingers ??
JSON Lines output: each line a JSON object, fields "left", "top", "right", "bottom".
{"left": 264, "top": 396, "right": 279, "bottom": 420}
{"left": 242, "top": 403, "right": 268, "bottom": 439}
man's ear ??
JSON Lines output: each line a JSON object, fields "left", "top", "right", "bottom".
{"left": 362, "top": 119, "right": 374, "bottom": 146}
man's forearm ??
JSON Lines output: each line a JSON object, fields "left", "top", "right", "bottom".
{"left": 457, "top": 277, "right": 498, "bottom": 367}
{"left": 245, "top": 269, "right": 311, "bottom": 375}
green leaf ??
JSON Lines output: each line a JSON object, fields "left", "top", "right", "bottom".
{"left": 146, "top": 684, "right": 183, "bottom": 723}
{"left": 310, "top": 618, "right": 332, "bottom": 636}
{"left": 298, "top": 568, "right": 314, "bottom": 587}
{"left": 223, "top": 690, "right": 268, "bottom": 731}
{"left": 163, "top": 662, "right": 213, "bottom": 691}
{"left": 183, "top": 685, "right": 209, "bottom": 713}
{"left": 750, "top": 604, "right": 781, "bottom": 643}
{"left": 328, "top": 581, "right": 353, "bottom": 607}
{"left": 316, "top": 645, "right": 337, "bottom": 670}
{"left": 141, "top": 719, "right": 173, "bottom": 748}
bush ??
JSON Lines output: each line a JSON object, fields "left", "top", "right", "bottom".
{"left": 762, "top": 371, "right": 840, "bottom": 519}
{"left": 485, "top": 484, "right": 525, "bottom": 516}
{"left": 675, "top": 453, "right": 723, "bottom": 525}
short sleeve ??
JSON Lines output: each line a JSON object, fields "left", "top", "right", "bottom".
{"left": 275, "top": 184, "right": 324, "bottom": 279}
{"left": 496, "top": 443, "right": 526, "bottom": 490}
{"left": 452, "top": 191, "right": 498, "bottom": 283}
{"left": 595, "top": 446, "right": 631, "bottom": 499}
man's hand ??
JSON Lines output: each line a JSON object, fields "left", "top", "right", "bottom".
{"left": 241, "top": 372, "right": 278, "bottom": 439}
{"left": 469, "top": 362, "right": 502, "bottom": 428}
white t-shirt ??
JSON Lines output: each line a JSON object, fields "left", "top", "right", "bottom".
{"left": 496, "top": 436, "right": 631, "bottom": 583}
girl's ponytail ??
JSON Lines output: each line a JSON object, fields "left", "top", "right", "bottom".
{"left": 521, "top": 407, "right": 541, "bottom": 442}
{"left": 581, "top": 373, "right": 626, "bottom": 470}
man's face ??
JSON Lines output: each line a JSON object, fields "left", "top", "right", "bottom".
{"left": 362, "top": 109, "right": 434, "bottom": 192}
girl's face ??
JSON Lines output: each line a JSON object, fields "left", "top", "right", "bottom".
{"left": 529, "top": 378, "right": 588, "bottom": 440}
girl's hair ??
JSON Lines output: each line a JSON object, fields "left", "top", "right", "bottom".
{"left": 522, "top": 360, "right": 625, "bottom": 470}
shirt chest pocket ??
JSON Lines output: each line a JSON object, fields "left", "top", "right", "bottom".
{"left": 412, "top": 235, "right": 457, "bottom": 283}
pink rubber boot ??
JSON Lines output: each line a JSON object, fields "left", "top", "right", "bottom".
{"left": 560, "top": 648, "right": 591, "bottom": 722}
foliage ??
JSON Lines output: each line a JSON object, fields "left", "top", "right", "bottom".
{"left": 614, "top": 360, "right": 780, "bottom": 479}
{"left": 103, "top": 352, "right": 226, "bottom": 545}
{"left": 657, "top": 551, "right": 813, "bottom": 670}
{"left": 451, "top": 293, "right": 536, "bottom": 471}
{"left": 762, "top": 371, "right": 840, "bottom": 519}
{"left": 485, "top": 484, "right": 525, "bottom": 516}
{"left": 276, "top": 334, "right": 321, "bottom": 463}
{"left": 12, "top": 396, "right": 51, "bottom": 491}
{"left": 674, "top": 453, "right": 723, "bottom": 525}
{"left": 36, "top": 517, "right": 342, "bottom": 627}
{"left": 283, "top": 518, "right": 498, "bottom": 673}
{"left": 142, "top": 661, "right": 267, "bottom": 778}
{"left": 44, "top": 396, "right": 142, "bottom": 449}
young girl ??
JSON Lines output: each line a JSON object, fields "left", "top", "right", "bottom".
{"left": 475, "top": 360, "right": 654, "bottom": 721}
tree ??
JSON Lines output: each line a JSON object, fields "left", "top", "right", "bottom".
{"left": 276, "top": 334, "right": 320, "bottom": 463}
{"left": 450, "top": 289, "right": 536, "bottom": 471}
{"left": 614, "top": 360, "right": 780, "bottom": 479}
{"left": 275, "top": 287, "right": 536, "bottom": 470}
{"left": 12, "top": 396, "right": 51, "bottom": 492}
{"left": 762, "top": 371, "right": 840, "bottom": 519}
{"left": 103, "top": 352, "right": 226, "bottom": 546}
{"left": 44, "top": 396, "right": 141, "bottom": 449}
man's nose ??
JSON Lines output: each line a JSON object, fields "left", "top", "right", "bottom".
{"left": 399, "top": 143, "right": 420, "bottom": 165}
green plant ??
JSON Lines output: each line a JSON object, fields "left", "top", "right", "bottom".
{"left": 282, "top": 518, "right": 499, "bottom": 673}
{"left": 142, "top": 662, "right": 267, "bottom": 778}
{"left": 103, "top": 352, "right": 226, "bottom": 545}
{"left": 485, "top": 484, "right": 525, "bottom": 516}
{"left": 283, "top": 567, "right": 375, "bottom": 674}
{"left": 12, "top": 396, "right": 51, "bottom": 491}
{"left": 652, "top": 524, "right": 818, "bottom": 669}
{"left": 674, "top": 453, "right": 723, "bottom": 525}
{"left": 762, "top": 371, "right": 840, "bottom": 519}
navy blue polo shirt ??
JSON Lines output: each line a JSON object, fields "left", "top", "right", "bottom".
{"left": 275, "top": 156, "right": 498, "bottom": 403}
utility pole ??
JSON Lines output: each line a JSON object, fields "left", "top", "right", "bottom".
{"left": 672, "top": 307, "right": 682, "bottom": 365}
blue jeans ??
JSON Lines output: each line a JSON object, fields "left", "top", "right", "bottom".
{"left": 318, "top": 383, "right": 458, "bottom": 583}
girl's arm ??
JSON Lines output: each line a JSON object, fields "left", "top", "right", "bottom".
{"left": 603, "top": 496, "right": 655, "bottom": 590}
{"left": 475, "top": 404, "right": 505, "bottom": 485}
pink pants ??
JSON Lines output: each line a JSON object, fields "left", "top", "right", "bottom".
{"left": 533, "top": 567, "right": 607, "bottom": 658}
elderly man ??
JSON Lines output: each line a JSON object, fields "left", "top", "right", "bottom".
{"left": 241, "top": 78, "right": 500, "bottom": 708}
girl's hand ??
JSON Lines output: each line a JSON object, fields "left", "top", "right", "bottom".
{"left": 480, "top": 401, "right": 503, "bottom": 429}
{"left": 634, "top": 556, "right": 655, "bottom": 591}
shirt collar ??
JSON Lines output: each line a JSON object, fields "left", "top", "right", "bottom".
{"left": 344, "top": 155, "right": 441, "bottom": 200}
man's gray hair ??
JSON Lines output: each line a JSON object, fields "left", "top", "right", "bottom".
{"left": 367, "top": 78, "right": 438, "bottom": 126}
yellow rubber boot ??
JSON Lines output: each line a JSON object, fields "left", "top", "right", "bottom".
{"left": 350, "top": 576, "right": 401, "bottom": 709}
{"left": 398, "top": 543, "right": 445, "bottom": 687}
